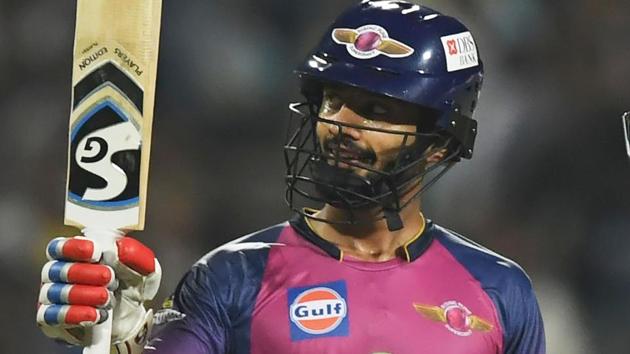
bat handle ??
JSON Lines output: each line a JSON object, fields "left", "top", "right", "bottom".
{"left": 81, "top": 227, "right": 123, "bottom": 354}
{"left": 84, "top": 309, "right": 113, "bottom": 354}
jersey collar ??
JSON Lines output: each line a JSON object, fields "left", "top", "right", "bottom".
{"left": 289, "top": 211, "right": 434, "bottom": 262}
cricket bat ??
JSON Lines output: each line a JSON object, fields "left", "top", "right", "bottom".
{"left": 64, "top": 1, "right": 162, "bottom": 352}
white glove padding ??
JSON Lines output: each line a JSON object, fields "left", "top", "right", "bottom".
{"left": 37, "top": 235, "right": 161, "bottom": 350}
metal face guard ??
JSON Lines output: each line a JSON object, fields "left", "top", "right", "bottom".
{"left": 283, "top": 102, "right": 458, "bottom": 231}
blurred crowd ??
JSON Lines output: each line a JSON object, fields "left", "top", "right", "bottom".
{"left": 1, "top": 0, "right": 629, "bottom": 353}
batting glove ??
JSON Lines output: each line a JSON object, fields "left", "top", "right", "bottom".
{"left": 37, "top": 233, "right": 161, "bottom": 354}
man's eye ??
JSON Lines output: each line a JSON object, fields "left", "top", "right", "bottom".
{"left": 370, "top": 104, "right": 388, "bottom": 115}
{"left": 361, "top": 103, "right": 389, "bottom": 117}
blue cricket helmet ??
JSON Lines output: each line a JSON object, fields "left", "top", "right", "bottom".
{"left": 295, "top": 0, "right": 484, "bottom": 159}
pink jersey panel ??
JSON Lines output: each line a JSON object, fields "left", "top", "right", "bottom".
{"left": 250, "top": 226, "right": 503, "bottom": 354}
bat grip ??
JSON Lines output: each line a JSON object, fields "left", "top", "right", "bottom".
{"left": 81, "top": 227, "right": 123, "bottom": 354}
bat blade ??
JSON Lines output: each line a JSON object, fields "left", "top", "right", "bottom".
{"left": 63, "top": 1, "right": 162, "bottom": 353}
{"left": 65, "top": 0, "right": 161, "bottom": 231}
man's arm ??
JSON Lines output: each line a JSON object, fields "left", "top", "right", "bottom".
{"left": 147, "top": 263, "right": 231, "bottom": 354}
{"left": 146, "top": 238, "right": 278, "bottom": 354}
{"left": 488, "top": 276, "right": 546, "bottom": 354}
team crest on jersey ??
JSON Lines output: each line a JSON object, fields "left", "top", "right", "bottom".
{"left": 288, "top": 280, "right": 349, "bottom": 341}
{"left": 413, "top": 300, "right": 493, "bottom": 336}
{"left": 332, "top": 25, "right": 414, "bottom": 59}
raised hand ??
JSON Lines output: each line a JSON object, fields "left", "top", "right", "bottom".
{"left": 37, "top": 235, "right": 161, "bottom": 353}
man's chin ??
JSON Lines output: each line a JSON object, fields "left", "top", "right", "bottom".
{"left": 321, "top": 203, "right": 384, "bottom": 222}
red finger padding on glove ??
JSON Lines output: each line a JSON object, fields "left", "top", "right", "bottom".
{"left": 67, "top": 284, "right": 109, "bottom": 306}
{"left": 47, "top": 237, "right": 155, "bottom": 276}
{"left": 65, "top": 305, "right": 101, "bottom": 325}
{"left": 43, "top": 261, "right": 115, "bottom": 287}
{"left": 38, "top": 304, "right": 106, "bottom": 326}
{"left": 117, "top": 237, "right": 155, "bottom": 275}
{"left": 47, "top": 237, "right": 98, "bottom": 262}
{"left": 41, "top": 283, "right": 110, "bottom": 306}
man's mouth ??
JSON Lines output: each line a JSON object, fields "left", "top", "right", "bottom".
{"left": 324, "top": 141, "right": 376, "bottom": 166}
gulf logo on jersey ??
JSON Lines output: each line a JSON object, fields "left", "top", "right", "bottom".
{"left": 288, "top": 280, "right": 349, "bottom": 340}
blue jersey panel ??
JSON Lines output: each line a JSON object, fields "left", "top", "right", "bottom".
{"left": 148, "top": 223, "right": 286, "bottom": 354}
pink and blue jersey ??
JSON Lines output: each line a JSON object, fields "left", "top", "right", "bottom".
{"left": 147, "top": 215, "right": 545, "bottom": 354}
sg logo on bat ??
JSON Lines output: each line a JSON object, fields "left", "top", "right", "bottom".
{"left": 69, "top": 100, "right": 142, "bottom": 209}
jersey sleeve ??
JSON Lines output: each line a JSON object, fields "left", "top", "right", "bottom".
{"left": 144, "top": 232, "right": 281, "bottom": 354}
{"left": 146, "top": 262, "right": 231, "bottom": 354}
{"left": 487, "top": 270, "right": 546, "bottom": 354}
{"left": 431, "top": 226, "right": 546, "bottom": 354}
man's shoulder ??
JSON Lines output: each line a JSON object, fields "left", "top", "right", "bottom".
{"left": 172, "top": 222, "right": 289, "bottom": 307}
{"left": 193, "top": 221, "right": 288, "bottom": 273}
{"left": 429, "top": 223, "right": 533, "bottom": 293}
{"left": 428, "top": 224, "right": 546, "bottom": 351}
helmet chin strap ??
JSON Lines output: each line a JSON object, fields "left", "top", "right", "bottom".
{"left": 383, "top": 209, "right": 404, "bottom": 231}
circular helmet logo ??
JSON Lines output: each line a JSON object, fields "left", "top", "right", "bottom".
{"left": 289, "top": 287, "right": 347, "bottom": 334}
{"left": 354, "top": 30, "right": 383, "bottom": 52}
{"left": 331, "top": 24, "right": 414, "bottom": 60}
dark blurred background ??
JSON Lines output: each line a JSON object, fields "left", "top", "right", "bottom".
{"left": 1, "top": 0, "right": 629, "bottom": 353}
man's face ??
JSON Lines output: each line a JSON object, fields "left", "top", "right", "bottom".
{"left": 315, "top": 85, "right": 433, "bottom": 178}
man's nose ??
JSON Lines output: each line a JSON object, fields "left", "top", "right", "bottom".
{"left": 325, "top": 104, "right": 363, "bottom": 140}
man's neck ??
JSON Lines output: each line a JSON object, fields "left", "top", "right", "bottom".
{"left": 309, "top": 200, "right": 425, "bottom": 262}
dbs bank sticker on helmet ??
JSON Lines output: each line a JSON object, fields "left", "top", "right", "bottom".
{"left": 332, "top": 24, "right": 414, "bottom": 59}
{"left": 440, "top": 31, "right": 479, "bottom": 72}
